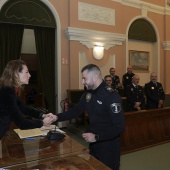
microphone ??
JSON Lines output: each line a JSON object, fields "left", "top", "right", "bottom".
{"left": 47, "top": 124, "right": 65, "bottom": 140}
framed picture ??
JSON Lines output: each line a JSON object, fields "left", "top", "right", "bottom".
{"left": 129, "top": 50, "right": 149, "bottom": 72}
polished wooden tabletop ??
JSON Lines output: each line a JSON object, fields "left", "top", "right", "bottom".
{"left": 0, "top": 131, "right": 111, "bottom": 170}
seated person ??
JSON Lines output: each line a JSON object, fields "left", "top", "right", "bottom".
{"left": 145, "top": 72, "right": 165, "bottom": 109}
{"left": 126, "top": 74, "right": 145, "bottom": 111}
{"left": 104, "top": 75, "right": 113, "bottom": 87}
{"left": 0, "top": 60, "right": 57, "bottom": 139}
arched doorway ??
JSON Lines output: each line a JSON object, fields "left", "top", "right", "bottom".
{"left": 127, "top": 18, "right": 159, "bottom": 86}
{"left": 0, "top": 0, "right": 60, "bottom": 113}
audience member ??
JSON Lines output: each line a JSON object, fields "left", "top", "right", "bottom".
{"left": 109, "top": 68, "right": 122, "bottom": 90}
{"left": 122, "top": 65, "right": 135, "bottom": 95}
{"left": 126, "top": 74, "right": 145, "bottom": 111}
{"left": 104, "top": 75, "right": 112, "bottom": 87}
{"left": 0, "top": 60, "right": 56, "bottom": 139}
{"left": 145, "top": 72, "right": 165, "bottom": 109}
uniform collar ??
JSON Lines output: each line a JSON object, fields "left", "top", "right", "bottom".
{"left": 89, "top": 81, "right": 105, "bottom": 94}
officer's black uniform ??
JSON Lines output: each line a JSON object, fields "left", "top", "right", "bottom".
{"left": 122, "top": 73, "right": 135, "bottom": 96}
{"left": 111, "top": 75, "right": 120, "bottom": 89}
{"left": 126, "top": 84, "right": 145, "bottom": 111}
{"left": 57, "top": 81, "right": 125, "bottom": 170}
{"left": 122, "top": 73, "right": 135, "bottom": 89}
{"left": 145, "top": 81, "right": 165, "bottom": 109}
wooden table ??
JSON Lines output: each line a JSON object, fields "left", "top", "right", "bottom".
{"left": 0, "top": 131, "right": 111, "bottom": 170}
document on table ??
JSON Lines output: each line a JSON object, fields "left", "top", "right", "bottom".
{"left": 14, "top": 128, "right": 43, "bottom": 139}
{"left": 14, "top": 125, "right": 66, "bottom": 139}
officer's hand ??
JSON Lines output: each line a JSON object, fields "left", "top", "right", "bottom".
{"left": 158, "top": 100, "right": 164, "bottom": 108}
{"left": 82, "top": 133, "right": 96, "bottom": 143}
{"left": 43, "top": 116, "right": 54, "bottom": 127}
{"left": 137, "top": 107, "right": 141, "bottom": 111}
{"left": 134, "top": 102, "right": 140, "bottom": 108}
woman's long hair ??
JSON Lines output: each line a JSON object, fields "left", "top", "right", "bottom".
{"left": 0, "top": 60, "right": 26, "bottom": 88}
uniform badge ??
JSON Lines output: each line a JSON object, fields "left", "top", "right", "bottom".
{"left": 131, "top": 88, "right": 133, "bottom": 91}
{"left": 86, "top": 93, "right": 91, "bottom": 102}
{"left": 110, "top": 103, "right": 121, "bottom": 113}
{"left": 151, "top": 87, "right": 154, "bottom": 89}
{"left": 126, "top": 76, "right": 129, "bottom": 79}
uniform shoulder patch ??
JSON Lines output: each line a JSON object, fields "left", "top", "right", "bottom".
{"left": 110, "top": 103, "right": 121, "bottom": 113}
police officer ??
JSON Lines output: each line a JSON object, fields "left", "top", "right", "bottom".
{"left": 56, "top": 64, "right": 125, "bottom": 170}
{"left": 122, "top": 65, "right": 135, "bottom": 95}
{"left": 104, "top": 75, "right": 113, "bottom": 87}
{"left": 109, "top": 68, "right": 122, "bottom": 90}
{"left": 126, "top": 74, "right": 145, "bottom": 111}
{"left": 145, "top": 72, "right": 165, "bottom": 109}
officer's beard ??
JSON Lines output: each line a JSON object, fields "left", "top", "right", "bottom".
{"left": 85, "top": 82, "right": 95, "bottom": 90}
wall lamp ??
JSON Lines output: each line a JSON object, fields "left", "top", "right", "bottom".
{"left": 93, "top": 45, "right": 104, "bottom": 60}
{"left": 167, "top": 1, "right": 170, "bottom": 6}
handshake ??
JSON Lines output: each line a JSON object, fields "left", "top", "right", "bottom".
{"left": 42, "top": 113, "right": 58, "bottom": 127}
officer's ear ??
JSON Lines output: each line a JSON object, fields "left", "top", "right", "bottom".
{"left": 93, "top": 74, "right": 98, "bottom": 82}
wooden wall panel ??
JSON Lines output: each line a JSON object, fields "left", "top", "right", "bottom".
{"left": 121, "top": 107, "right": 170, "bottom": 154}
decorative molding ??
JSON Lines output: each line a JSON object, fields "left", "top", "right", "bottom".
{"left": 111, "top": 0, "right": 170, "bottom": 15}
{"left": 78, "top": 2, "right": 115, "bottom": 26}
{"left": 162, "top": 41, "right": 170, "bottom": 50}
{"left": 65, "top": 27, "right": 126, "bottom": 50}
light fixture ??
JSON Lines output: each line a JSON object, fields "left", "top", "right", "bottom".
{"left": 93, "top": 45, "right": 104, "bottom": 60}
{"left": 167, "top": 1, "right": 170, "bottom": 6}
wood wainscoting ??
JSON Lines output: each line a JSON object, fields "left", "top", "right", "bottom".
{"left": 121, "top": 107, "right": 170, "bottom": 154}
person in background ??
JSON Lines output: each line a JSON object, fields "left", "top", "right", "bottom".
{"left": 109, "top": 68, "right": 122, "bottom": 90}
{"left": 126, "top": 74, "right": 145, "bottom": 111}
{"left": 122, "top": 65, "right": 135, "bottom": 95}
{"left": 0, "top": 60, "right": 56, "bottom": 139}
{"left": 55, "top": 64, "right": 125, "bottom": 170}
{"left": 104, "top": 75, "right": 113, "bottom": 88}
{"left": 145, "top": 72, "right": 165, "bottom": 109}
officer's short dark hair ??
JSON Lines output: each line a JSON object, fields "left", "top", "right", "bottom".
{"left": 109, "top": 67, "right": 115, "bottom": 72}
{"left": 81, "top": 64, "right": 100, "bottom": 73}
{"left": 104, "top": 75, "right": 112, "bottom": 80}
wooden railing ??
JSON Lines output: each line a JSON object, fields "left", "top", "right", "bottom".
{"left": 121, "top": 107, "right": 170, "bottom": 154}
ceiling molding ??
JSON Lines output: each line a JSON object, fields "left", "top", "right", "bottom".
{"left": 65, "top": 27, "right": 127, "bottom": 50}
{"left": 111, "top": 0, "right": 170, "bottom": 15}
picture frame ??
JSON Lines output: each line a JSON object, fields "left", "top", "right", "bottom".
{"left": 129, "top": 50, "right": 149, "bottom": 72}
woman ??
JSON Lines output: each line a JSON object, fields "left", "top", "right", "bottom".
{"left": 0, "top": 60, "right": 56, "bottom": 139}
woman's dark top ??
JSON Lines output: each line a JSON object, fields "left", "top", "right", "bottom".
{"left": 0, "top": 86, "right": 43, "bottom": 139}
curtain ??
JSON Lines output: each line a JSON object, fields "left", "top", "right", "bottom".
{"left": 0, "top": 23, "right": 24, "bottom": 75}
{"left": 34, "top": 27, "right": 56, "bottom": 113}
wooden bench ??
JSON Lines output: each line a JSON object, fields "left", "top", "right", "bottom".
{"left": 121, "top": 107, "right": 170, "bottom": 154}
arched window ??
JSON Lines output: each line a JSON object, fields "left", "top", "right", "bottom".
{"left": 128, "top": 19, "right": 156, "bottom": 42}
